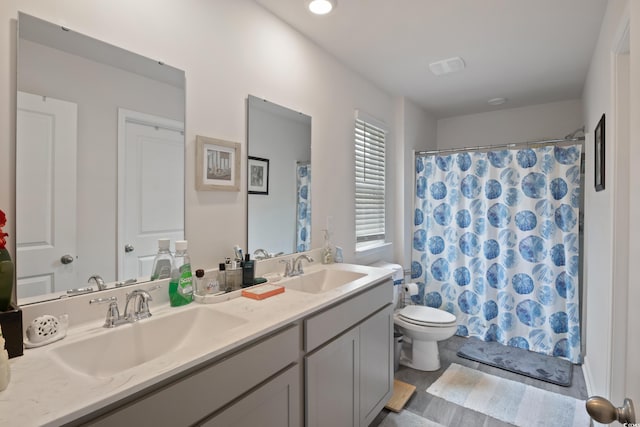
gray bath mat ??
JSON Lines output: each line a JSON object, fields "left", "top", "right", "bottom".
{"left": 456, "top": 337, "right": 573, "bottom": 387}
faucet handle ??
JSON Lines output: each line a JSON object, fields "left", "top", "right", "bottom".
{"left": 89, "top": 296, "right": 120, "bottom": 328}
{"left": 146, "top": 284, "right": 162, "bottom": 293}
{"left": 89, "top": 296, "right": 117, "bottom": 305}
{"left": 279, "top": 259, "right": 293, "bottom": 277}
{"left": 115, "top": 278, "right": 137, "bottom": 287}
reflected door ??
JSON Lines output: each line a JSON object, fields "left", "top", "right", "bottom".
{"left": 118, "top": 110, "right": 184, "bottom": 280}
{"left": 16, "top": 92, "right": 78, "bottom": 298}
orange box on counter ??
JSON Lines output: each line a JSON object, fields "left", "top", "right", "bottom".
{"left": 241, "top": 284, "right": 285, "bottom": 300}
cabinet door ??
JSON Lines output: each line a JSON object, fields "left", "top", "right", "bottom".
{"left": 305, "top": 328, "right": 359, "bottom": 427}
{"left": 201, "top": 365, "right": 301, "bottom": 427}
{"left": 359, "top": 305, "right": 393, "bottom": 427}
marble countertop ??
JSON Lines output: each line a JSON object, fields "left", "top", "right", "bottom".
{"left": 0, "top": 262, "right": 392, "bottom": 427}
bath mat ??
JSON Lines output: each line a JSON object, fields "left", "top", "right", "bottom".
{"left": 457, "top": 337, "right": 573, "bottom": 386}
{"left": 378, "top": 410, "right": 447, "bottom": 427}
{"left": 427, "top": 363, "right": 590, "bottom": 427}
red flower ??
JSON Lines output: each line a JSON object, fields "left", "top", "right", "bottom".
{"left": 0, "top": 209, "right": 8, "bottom": 249}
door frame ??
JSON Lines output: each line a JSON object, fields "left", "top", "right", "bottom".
{"left": 116, "top": 109, "right": 184, "bottom": 279}
{"left": 610, "top": 16, "right": 630, "bottom": 405}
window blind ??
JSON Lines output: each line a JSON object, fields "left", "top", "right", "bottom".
{"left": 355, "top": 116, "right": 386, "bottom": 244}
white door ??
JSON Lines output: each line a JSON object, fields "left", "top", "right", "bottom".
{"left": 118, "top": 109, "right": 184, "bottom": 280}
{"left": 593, "top": 17, "right": 638, "bottom": 425}
{"left": 16, "top": 92, "right": 78, "bottom": 299}
{"left": 625, "top": 5, "right": 640, "bottom": 416}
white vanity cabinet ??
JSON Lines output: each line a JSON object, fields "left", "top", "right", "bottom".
{"left": 63, "top": 278, "right": 392, "bottom": 427}
{"left": 200, "top": 365, "right": 300, "bottom": 427}
{"left": 305, "top": 280, "right": 394, "bottom": 427}
{"left": 79, "top": 324, "right": 302, "bottom": 427}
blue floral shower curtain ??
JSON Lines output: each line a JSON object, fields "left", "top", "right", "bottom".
{"left": 412, "top": 145, "right": 582, "bottom": 363}
{"left": 296, "top": 162, "right": 311, "bottom": 252}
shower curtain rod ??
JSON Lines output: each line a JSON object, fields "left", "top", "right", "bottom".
{"left": 415, "top": 135, "right": 585, "bottom": 157}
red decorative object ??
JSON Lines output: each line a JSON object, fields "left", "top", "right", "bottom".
{"left": 0, "top": 209, "right": 13, "bottom": 312}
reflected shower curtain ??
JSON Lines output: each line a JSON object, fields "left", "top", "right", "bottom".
{"left": 296, "top": 162, "right": 311, "bottom": 252}
{"left": 412, "top": 145, "right": 582, "bottom": 363}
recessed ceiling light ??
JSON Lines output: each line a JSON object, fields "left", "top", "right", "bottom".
{"left": 428, "top": 57, "right": 465, "bottom": 76}
{"left": 307, "top": 0, "right": 336, "bottom": 15}
{"left": 487, "top": 97, "right": 507, "bottom": 106}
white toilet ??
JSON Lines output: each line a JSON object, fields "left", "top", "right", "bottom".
{"left": 394, "top": 304, "right": 457, "bottom": 371}
{"left": 369, "top": 263, "right": 457, "bottom": 372}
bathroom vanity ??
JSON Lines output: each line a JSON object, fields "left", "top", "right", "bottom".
{"left": 0, "top": 262, "right": 393, "bottom": 427}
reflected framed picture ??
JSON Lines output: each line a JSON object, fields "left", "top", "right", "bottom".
{"left": 196, "top": 135, "right": 241, "bottom": 191}
{"left": 248, "top": 156, "right": 269, "bottom": 195}
{"left": 594, "top": 113, "right": 605, "bottom": 192}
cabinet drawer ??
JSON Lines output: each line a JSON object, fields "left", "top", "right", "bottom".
{"left": 86, "top": 323, "right": 300, "bottom": 427}
{"left": 305, "top": 280, "right": 391, "bottom": 352}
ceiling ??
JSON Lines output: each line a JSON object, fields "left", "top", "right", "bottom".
{"left": 253, "top": 0, "right": 608, "bottom": 118}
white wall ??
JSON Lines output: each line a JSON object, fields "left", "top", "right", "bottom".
{"left": 436, "top": 99, "right": 583, "bottom": 150}
{"left": 0, "top": 0, "right": 398, "bottom": 289}
{"left": 393, "top": 97, "right": 438, "bottom": 271}
{"left": 581, "top": 0, "right": 629, "bottom": 402}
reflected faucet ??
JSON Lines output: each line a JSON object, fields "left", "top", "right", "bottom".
{"left": 88, "top": 274, "right": 106, "bottom": 291}
{"left": 253, "top": 249, "right": 271, "bottom": 260}
{"left": 292, "top": 254, "right": 314, "bottom": 276}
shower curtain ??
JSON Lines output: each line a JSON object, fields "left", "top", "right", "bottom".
{"left": 412, "top": 145, "right": 582, "bottom": 363}
{"left": 296, "top": 162, "right": 311, "bottom": 252}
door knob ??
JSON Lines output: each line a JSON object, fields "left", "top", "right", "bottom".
{"left": 586, "top": 396, "right": 635, "bottom": 424}
{"left": 60, "top": 254, "right": 74, "bottom": 264}
{"left": 124, "top": 244, "right": 134, "bottom": 253}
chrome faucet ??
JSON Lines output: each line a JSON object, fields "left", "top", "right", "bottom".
{"left": 292, "top": 254, "right": 314, "bottom": 276}
{"left": 90, "top": 285, "right": 160, "bottom": 328}
{"left": 88, "top": 274, "right": 107, "bottom": 291}
{"left": 123, "top": 289, "right": 154, "bottom": 321}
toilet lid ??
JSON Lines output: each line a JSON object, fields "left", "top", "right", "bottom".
{"left": 397, "top": 305, "right": 456, "bottom": 326}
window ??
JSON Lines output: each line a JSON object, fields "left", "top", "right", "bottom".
{"left": 355, "top": 111, "right": 386, "bottom": 247}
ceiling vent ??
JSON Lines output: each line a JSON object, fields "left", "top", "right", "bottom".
{"left": 428, "top": 57, "right": 465, "bottom": 76}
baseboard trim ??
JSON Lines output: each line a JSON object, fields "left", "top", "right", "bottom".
{"left": 582, "top": 355, "right": 595, "bottom": 397}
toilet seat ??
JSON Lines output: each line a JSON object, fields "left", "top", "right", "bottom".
{"left": 397, "top": 305, "right": 456, "bottom": 328}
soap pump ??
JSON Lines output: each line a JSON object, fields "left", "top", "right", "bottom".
{"left": 322, "top": 229, "right": 334, "bottom": 264}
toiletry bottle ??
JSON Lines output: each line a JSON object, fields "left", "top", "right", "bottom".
{"left": 168, "top": 240, "right": 193, "bottom": 306}
{"left": 150, "top": 238, "right": 174, "bottom": 280}
{"left": 242, "top": 253, "right": 255, "bottom": 287}
{"left": 322, "top": 229, "right": 334, "bottom": 264}
{"left": 194, "top": 269, "right": 206, "bottom": 297}
{"left": 218, "top": 262, "right": 231, "bottom": 292}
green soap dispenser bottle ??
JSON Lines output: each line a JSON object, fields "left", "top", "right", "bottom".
{"left": 169, "top": 240, "right": 193, "bottom": 306}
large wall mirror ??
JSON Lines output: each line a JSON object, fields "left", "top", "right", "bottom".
{"left": 16, "top": 13, "right": 186, "bottom": 304}
{"left": 247, "top": 96, "right": 311, "bottom": 258}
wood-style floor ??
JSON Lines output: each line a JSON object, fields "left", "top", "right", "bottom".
{"left": 370, "top": 335, "right": 589, "bottom": 427}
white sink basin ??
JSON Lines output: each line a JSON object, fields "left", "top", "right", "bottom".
{"left": 281, "top": 269, "right": 367, "bottom": 294}
{"left": 50, "top": 306, "right": 246, "bottom": 378}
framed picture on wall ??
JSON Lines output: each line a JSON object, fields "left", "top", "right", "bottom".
{"left": 196, "top": 135, "right": 241, "bottom": 191}
{"left": 594, "top": 113, "right": 605, "bottom": 192}
{"left": 248, "top": 156, "right": 269, "bottom": 195}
